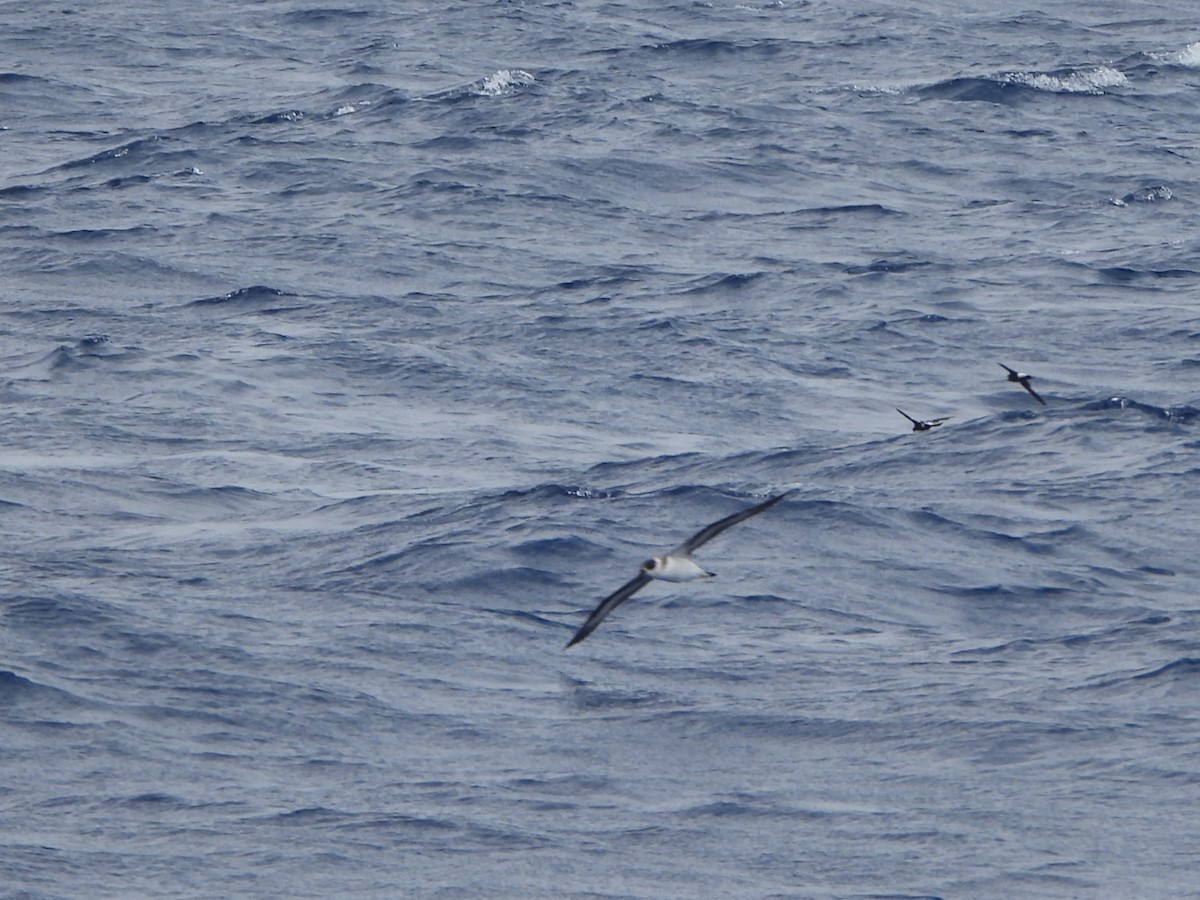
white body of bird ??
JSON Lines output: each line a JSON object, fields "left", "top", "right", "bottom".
{"left": 644, "top": 554, "right": 714, "bottom": 582}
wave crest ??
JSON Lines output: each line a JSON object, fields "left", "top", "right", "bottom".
{"left": 477, "top": 69, "right": 536, "bottom": 97}
{"left": 1001, "top": 66, "right": 1128, "bottom": 94}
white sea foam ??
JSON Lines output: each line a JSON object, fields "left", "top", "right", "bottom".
{"left": 849, "top": 83, "right": 904, "bottom": 95}
{"left": 1168, "top": 41, "right": 1200, "bottom": 67}
{"left": 1003, "top": 65, "right": 1128, "bottom": 94}
{"left": 477, "top": 69, "right": 536, "bottom": 96}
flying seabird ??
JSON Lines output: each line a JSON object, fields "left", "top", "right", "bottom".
{"left": 565, "top": 490, "right": 793, "bottom": 648}
{"left": 896, "top": 408, "right": 951, "bottom": 432}
{"left": 999, "top": 363, "right": 1046, "bottom": 405}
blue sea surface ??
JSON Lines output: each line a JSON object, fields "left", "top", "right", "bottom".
{"left": 3, "top": 1, "right": 1200, "bottom": 897}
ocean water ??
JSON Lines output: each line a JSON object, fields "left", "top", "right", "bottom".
{"left": 3, "top": 1, "right": 1200, "bottom": 897}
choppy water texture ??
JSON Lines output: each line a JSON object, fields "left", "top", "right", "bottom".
{"left": 3, "top": 2, "right": 1200, "bottom": 897}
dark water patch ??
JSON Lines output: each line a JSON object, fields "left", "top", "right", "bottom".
{"left": 956, "top": 614, "right": 1172, "bottom": 658}
{"left": 335, "top": 811, "right": 461, "bottom": 833}
{"left": 0, "top": 670, "right": 90, "bottom": 711}
{"left": 139, "top": 483, "right": 268, "bottom": 518}
{"left": 1084, "top": 397, "right": 1199, "bottom": 424}
{"left": 413, "top": 134, "right": 483, "bottom": 152}
{"left": 549, "top": 268, "right": 647, "bottom": 296}
{"left": 445, "top": 565, "right": 566, "bottom": 593}
{"left": 502, "top": 772, "right": 613, "bottom": 801}
{"left": 496, "top": 482, "right": 625, "bottom": 505}
{"left": 801, "top": 203, "right": 904, "bottom": 218}
{"left": 890, "top": 311, "right": 951, "bottom": 323}
{"left": 932, "top": 582, "right": 1073, "bottom": 601}
{"left": 659, "top": 709, "right": 882, "bottom": 741}
{"left": 685, "top": 799, "right": 786, "bottom": 819}
{"left": 282, "top": 8, "right": 373, "bottom": 26}
{"left": 645, "top": 37, "right": 798, "bottom": 59}
{"left": 1109, "top": 185, "right": 1172, "bottom": 206}
{"left": 1081, "top": 657, "right": 1200, "bottom": 697}
{"left": 917, "top": 76, "right": 1028, "bottom": 105}
{"left": 389, "top": 175, "right": 475, "bottom": 199}
{"left": 415, "top": 70, "right": 535, "bottom": 105}
{"left": 738, "top": 593, "right": 794, "bottom": 607}
{"left": 76, "top": 333, "right": 113, "bottom": 353}
{"left": 1097, "top": 265, "right": 1199, "bottom": 283}
{"left": 563, "top": 679, "right": 672, "bottom": 712}
{"left": 184, "top": 285, "right": 302, "bottom": 310}
{"left": 1136, "top": 565, "right": 1176, "bottom": 577}
{"left": 251, "top": 82, "right": 404, "bottom": 122}
{"left": 905, "top": 508, "right": 1068, "bottom": 552}
{"left": 52, "top": 135, "right": 175, "bottom": 173}
{"left": 580, "top": 452, "right": 708, "bottom": 485}
{"left": 3, "top": 594, "right": 112, "bottom": 630}
{"left": 674, "top": 271, "right": 769, "bottom": 295}
{"left": 1131, "top": 658, "right": 1200, "bottom": 682}
{"left": 248, "top": 109, "right": 307, "bottom": 126}
{"left": 919, "top": 67, "right": 1127, "bottom": 105}
{"left": 633, "top": 319, "right": 687, "bottom": 337}
{"left": 0, "top": 183, "right": 47, "bottom": 200}
{"left": 480, "top": 607, "right": 565, "bottom": 630}
{"left": 262, "top": 806, "right": 356, "bottom": 825}
{"left": 113, "top": 792, "right": 185, "bottom": 809}
{"left": 843, "top": 257, "right": 934, "bottom": 276}
{"left": 47, "top": 345, "right": 90, "bottom": 373}
{"left": 0, "top": 670, "right": 41, "bottom": 699}
{"left": 1062, "top": 614, "right": 1173, "bottom": 646}
{"left": 97, "top": 173, "right": 154, "bottom": 190}
{"left": 0, "top": 72, "right": 49, "bottom": 85}
{"left": 509, "top": 535, "right": 600, "bottom": 559}
{"left": 1003, "top": 128, "right": 1057, "bottom": 139}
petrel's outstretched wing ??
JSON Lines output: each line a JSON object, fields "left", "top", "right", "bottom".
{"left": 1000, "top": 362, "right": 1047, "bottom": 405}
{"left": 566, "top": 571, "right": 652, "bottom": 648}
{"left": 676, "top": 491, "right": 793, "bottom": 555}
{"left": 896, "top": 408, "right": 921, "bottom": 425}
{"left": 1020, "top": 379, "right": 1046, "bottom": 405}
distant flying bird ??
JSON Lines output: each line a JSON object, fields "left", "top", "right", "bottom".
{"left": 999, "top": 363, "right": 1046, "bottom": 405}
{"left": 565, "top": 491, "right": 794, "bottom": 648}
{"left": 896, "top": 408, "right": 951, "bottom": 432}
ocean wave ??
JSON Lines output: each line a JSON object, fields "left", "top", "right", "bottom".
{"left": 184, "top": 285, "right": 302, "bottom": 309}
{"left": 920, "top": 66, "right": 1128, "bottom": 103}
{"left": 477, "top": 69, "right": 536, "bottom": 97}
{"left": 1001, "top": 65, "right": 1128, "bottom": 94}
{"left": 1086, "top": 398, "right": 1200, "bottom": 424}
{"left": 416, "top": 69, "right": 537, "bottom": 104}
{"left": 1153, "top": 41, "right": 1200, "bottom": 68}
{"left": 645, "top": 37, "right": 795, "bottom": 59}
{"left": 1109, "top": 185, "right": 1173, "bottom": 206}
{"left": 1132, "top": 658, "right": 1200, "bottom": 682}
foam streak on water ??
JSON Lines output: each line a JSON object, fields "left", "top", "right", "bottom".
{"left": 3, "top": 1, "right": 1200, "bottom": 897}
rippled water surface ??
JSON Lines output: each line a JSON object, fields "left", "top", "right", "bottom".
{"left": 3, "top": 2, "right": 1200, "bottom": 897}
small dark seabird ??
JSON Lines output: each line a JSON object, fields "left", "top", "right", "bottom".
{"left": 999, "top": 362, "right": 1046, "bottom": 405}
{"left": 896, "top": 408, "right": 950, "bottom": 432}
{"left": 566, "top": 490, "right": 793, "bottom": 648}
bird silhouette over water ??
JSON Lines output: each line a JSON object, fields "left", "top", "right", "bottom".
{"left": 896, "top": 408, "right": 951, "bottom": 432}
{"left": 999, "top": 363, "right": 1046, "bottom": 405}
{"left": 566, "top": 491, "right": 793, "bottom": 648}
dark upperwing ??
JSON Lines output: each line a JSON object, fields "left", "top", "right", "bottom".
{"left": 1021, "top": 379, "right": 1047, "bottom": 405}
{"left": 566, "top": 571, "right": 652, "bottom": 648}
{"left": 678, "top": 490, "right": 794, "bottom": 555}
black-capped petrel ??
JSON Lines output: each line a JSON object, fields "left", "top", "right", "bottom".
{"left": 896, "top": 408, "right": 951, "bottom": 432}
{"left": 565, "top": 490, "right": 793, "bottom": 648}
{"left": 999, "top": 362, "right": 1046, "bottom": 405}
